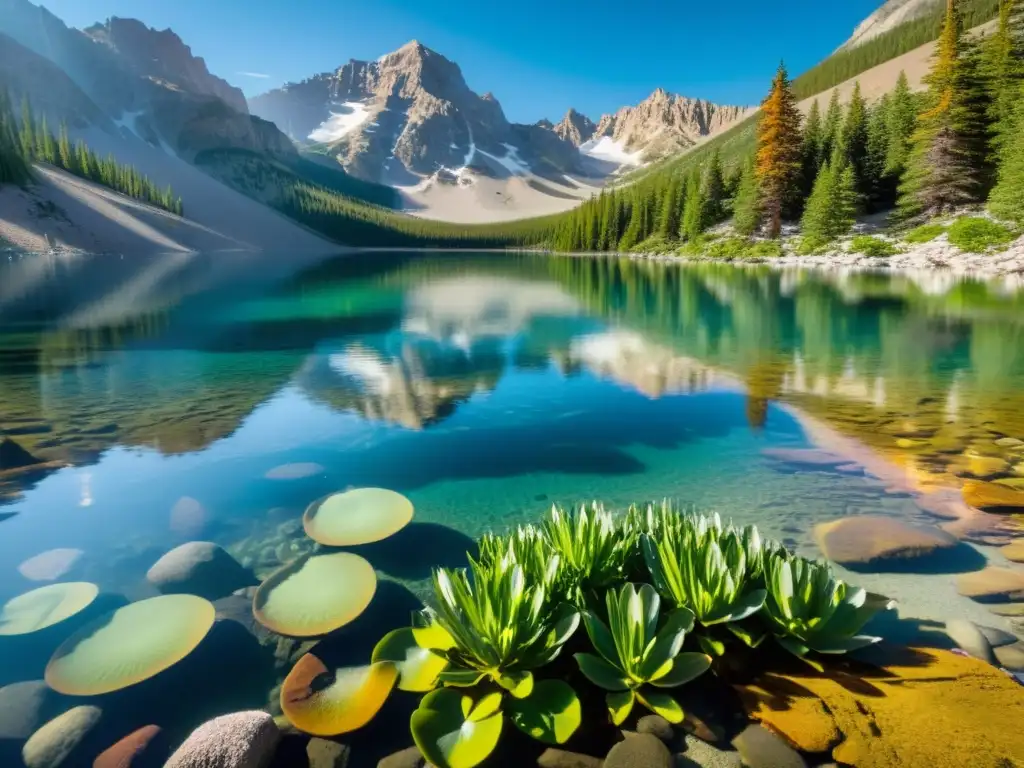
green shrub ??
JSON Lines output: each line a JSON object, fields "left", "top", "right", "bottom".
{"left": 902, "top": 223, "right": 947, "bottom": 244}
{"left": 795, "top": 234, "right": 834, "bottom": 255}
{"left": 947, "top": 217, "right": 1017, "bottom": 253}
{"left": 850, "top": 235, "right": 900, "bottom": 257}
{"left": 744, "top": 240, "right": 784, "bottom": 258}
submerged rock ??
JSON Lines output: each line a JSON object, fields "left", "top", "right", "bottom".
{"left": 957, "top": 567, "right": 1024, "bottom": 602}
{"left": 944, "top": 619, "right": 998, "bottom": 665}
{"left": 814, "top": 515, "right": 958, "bottom": 570}
{"left": 147, "top": 542, "right": 255, "bottom": 601}
{"left": 21, "top": 706, "right": 103, "bottom": 768}
{"left": 165, "top": 711, "right": 280, "bottom": 768}
{"left": 995, "top": 641, "right": 1024, "bottom": 671}
{"left": 739, "top": 647, "right": 1024, "bottom": 766}
{"left": 93, "top": 725, "right": 166, "bottom": 768}
{"left": 305, "top": 738, "right": 349, "bottom": 768}
{"left": 0, "top": 681, "right": 65, "bottom": 742}
{"left": 731, "top": 725, "right": 806, "bottom": 768}
{"left": 635, "top": 714, "right": 673, "bottom": 743}
{"left": 264, "top": 463, "right": 324, "bottom": 480}
{"left": 603, "top": 734, "right": 672, "bottom": 768}
{"left": 761, "top": 448, "right": 847, "bottom": 469}
{"left": 962, "top": 480, "right": 1024, "bottom": 513}
{"left": 1001, "top": 541, "right": 1024, "bottom": 563}
{"left": 17, "top": 549, "right": 83, "bottom": 582}
{"left": 677, "top": 734, "right": 741, "bottom": 768}
{"left": 170, "top": 497, "right": 207, "bottom": 538}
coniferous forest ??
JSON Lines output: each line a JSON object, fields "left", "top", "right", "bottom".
{"left": 0, "top": 90, "right": 183, "bottom": 216}
{"left": 547, "top": 0, "right": 1024, "bottom": 254}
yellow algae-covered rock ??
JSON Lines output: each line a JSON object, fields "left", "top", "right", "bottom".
{"left": 1002, "top": 541, "right": 1024, "bottom": 564}
{"left": 814, "top": 516, "right": 958, "bottom": 569}
{"left": 957, "top": 566, "right": 1024, "bottom": 602}
{"left": 738, "top": 647, "right": 1024, "bottom": 767}
{"left": 962, "top": 480, "right": 1024, "bottom": 513}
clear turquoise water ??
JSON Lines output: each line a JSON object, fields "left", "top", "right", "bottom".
{"left": 1, "top": 250, "right": 1023, "bottom": 761}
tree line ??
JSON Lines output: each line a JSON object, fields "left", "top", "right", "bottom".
{"left": 0, "top": 89, "right": 183, "bottom": 216}
{"left": 549, "top": 0, "right": 1024, "bottom": 252}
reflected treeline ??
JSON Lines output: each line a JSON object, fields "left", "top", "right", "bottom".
{"left": 547, "top": 256, "right": 1024, "bottom": 485}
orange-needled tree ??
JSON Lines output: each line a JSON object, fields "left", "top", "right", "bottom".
{"left": 755, "top": 62, "right": 803, "bottom": 238}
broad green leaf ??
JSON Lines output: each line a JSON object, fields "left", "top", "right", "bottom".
{"left": 812, "top": 634, "right": 881, "bottom": 654}
{"left": 496, "top": 670, "right": 534, "bottom": 699}
{"left": 606, "top": 690, "right": 635, "bottom": 726}
{"left": 703, "top": 589, "right": 767, "bottom": 626}
{"left": 439, "top": 667, "right": 485, "bottom": 687}
{"left": 574, "top": 652, "right": 629, "bottom": 691}
{"left": 727, "top": 621, "right": 767, "bottom": 649}
{"left": 547, "top": 604, "right": 581, "bottom": 647}
{"left": 469, "top": 692, "right": 503, "bottom": 722}
{"left": 697, "top": 634, "right": 726, "bottom": 657}
{"left": 372, "top": 628, "right": 449, "bottom": 692}
{"left": 411, "top": 688, "right": 503, "bottom": 768}
{"left": 507, "top": 679, "right": 582, "bottom": 745}
{"left": 637, "top": 689, "right": 684, "bottom": 724}
{"left": 412, "top": 617, "right": 457, "bottom": 651}
{"left": 582, "top": 610, "right": 619, "bottom": 666}
{"left": 639, "top": 607, "right": 694, "bottom": 680}
{"left": 649, "top": 652, "right": 711, "bottom": 688}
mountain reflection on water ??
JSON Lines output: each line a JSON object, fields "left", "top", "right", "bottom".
{"left": 1, "top": 250, "right": 1024, "bottom": 616}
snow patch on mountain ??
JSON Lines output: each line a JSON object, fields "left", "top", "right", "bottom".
{"left": 579, "top": 136, "right": 644, "bottom": 166}
{"left": 308, "top": 101, "right": 371, "bottom": 142}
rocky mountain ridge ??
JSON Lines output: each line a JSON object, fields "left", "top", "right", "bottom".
{"left": 0, "top": 0, "right": 294, "bottom": 160}
{"left": 839, "top": 0, "right": 942, "bottom": 50}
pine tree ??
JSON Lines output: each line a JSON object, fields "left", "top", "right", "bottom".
{"left": 755, "top": 62, "right": 803, "bottom": 238}
{"left": 732, "top": 157, "right": 761, "bottom": 236}
{"left": 884, "top": 71, "right": 918, "bottom": 180}
{"left": 866, "top": 94, "right": 893, "bottom": 210}
{"left": 801, "top": 99, "right": 824, "bottom": 199}
{"left": 982, "top": 0, "right": 1024, "bottom": 156}
{"left": 19, "top": 97, "right": 35, "bottom": 160}
{"left": 821, "top": 89, "right": 843, "bottom": 166}
{"left": 0, "top": 88, "right": 30, "bottom": 185}
{"left": 57, "top": 121, "right": 74, "bottom": 173}
{"left": 681, "top": 171, "right": 707, "bottom": 241}
{"left": 657, "top": 176, "right": 682, "bottom": 239}
{"left": 988, "top": 86, "right": 1024, "bottom": 222}
{"left": 704, "top": 150, "right": 727, "bottom": 225}
{"left": 839, "top": 81, "right": 870, "bottom": 203}
{"left": 801, "top": 157, "right": 857, "bottom": 241}
{"left": 899, "top": 0, "right": 986, "bottom": 217}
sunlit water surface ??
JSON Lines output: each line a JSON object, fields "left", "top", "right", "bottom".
{"left": 1, "top": 250, "right": 1023, "bottom": 761}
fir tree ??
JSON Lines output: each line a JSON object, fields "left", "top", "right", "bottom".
{"left": 899, "top": 0, "right": 986, "bottom": 217}
{"left": 704, "top": 150, "right": 727, "bottom": 225}
{"left": 821, "top": 89, "right": 843, "bottom": 166}
{"left": 19, "top": 97, "right": 35, "bottom": 160}
{"left": 732, "top": 157, "right": 761, "bottom": 237}
{"left": 866, "top": 94, "right": 894, "bottom": 210}
{"left": 982, "top": 0, "right": 1024, "bottom": 156}
{"left": 755, "top": 62, "right": 803, "bottom": 238}
{"left": 839, "top": 81, "right": 870, "bottom": 203}
{"left": 801, "top": 158, "right": 857, "bottom": 241}
{"left": 884, "top": 71, "right": 918, "bottom": 179}
{"left": 681, "top": 171, "right": 707, "bottom": 241}
{"left": 801, "top": 99, "right": 824, "bottom": 199}
{"left": 988, "top": 87, "right": 1024, "bottom": 222}
{"left": 57, "top": 121, "right": 75, "bottom": 173}
{"left": 0, "top": 88, "right": 30, "bottom": 185}
{"left": 657, "top": 175, "right": 682, "bottom": 239}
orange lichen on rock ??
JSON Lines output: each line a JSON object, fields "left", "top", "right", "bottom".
{"left": 738, "top": 647, "right": 1024, "bottom": 767}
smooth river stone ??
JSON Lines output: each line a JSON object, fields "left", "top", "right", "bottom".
{"left": 264, "top": 463, "right": 324, "bottom": 480}
{"left": 944, "top": 619, "right": 998, "bottom": 665}
{"left": 1002, "top": 541, "right": 1024, "bottom": 563}
{"left": 17, "top": 549, "right": 83, "bottom": 581}
{"left": 169, "top": 497, "right": 206, "bottom": 537}
{"left": 761, "top": 448, "right": 848, "bottom": 468}
{"left": 164, "top": 712, "right": 280, "bottom": 768}
{"left": 957, "top": 567, "right": 1024, "bottom": 602}
{"left": 814, "top": 516, "right": 958, "bottom": 569}
{"left": 961, "top": 480, "right": 1024, "bottom": 513}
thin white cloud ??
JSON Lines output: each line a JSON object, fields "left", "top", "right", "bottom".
{"left": 237, "top": 71, "right": 271, "bottom": 79}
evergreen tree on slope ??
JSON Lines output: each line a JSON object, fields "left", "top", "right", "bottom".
{"left": 755, "top": 62, "right": 803, "bottom": 238}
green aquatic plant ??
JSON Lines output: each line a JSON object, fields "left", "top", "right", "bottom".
{"left": 540, "top": 502, "right": 633, "bottom": 605}
{"left": 477, "top": 524, "right": 555, "bottom": 591}
{"left": 641, "top": 510, "right": 768, "bottom": 655}
{"left": 574, "top": 583, "right": 711, "bottom": 725}
{"left": 371, "top": 554, "right": 581, "bottom": 768}
{"left": 763, "top": 553, "right": 894, "bottom": 668}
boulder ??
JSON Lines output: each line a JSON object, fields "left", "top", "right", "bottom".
{"left": 377, "top": 746, "right": 425, "bottom": 768}
{"left": 995, "top": 641, "right": 1024, "bottom": 671}
{"left": 738, "top": 647, "right": 1024, "bottom": 766}
{"left": 814, "top": 516, "right": 958, "bottom": 570}
{"left": 305, "top": 738, "right": 348, "bottom": 768}
{"left": 962, "top": 480, "right": 1024, "bottom": 513}
{"left": 677, "top": 734, "right": 741, "bottom": 768}
{"left": 603, "top": 734, "right": 672, "bottom": 768}
{"left": 537, "top": 748, "right": 603, "bottom": 768}
{"left": 944, "top": 619, "right": 998, "bottom": 665}
{"left": 21, "top": 706, "right": 103, "bottom": 768}
{"left": 165, "top": 711, "right": 280, "bottom": 768}
{"left": 93, "top": 725, "right": 166, "bottom": 768}
{"left": 731, "top": 725, "right": 806, "bottom": 768}
{"left": 0, "top": 681, "right": 65, "bottom": 742}
{"left": 147, "top": 542, "right": 255, "bottom": 601}
{"left": 957, "top": 567, "right": 1024, "bottom": 602}
{"left": 635, "top": 714, "right": 673, "bottom": 744}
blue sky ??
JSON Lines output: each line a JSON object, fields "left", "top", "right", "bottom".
{"left": 42, "top": 0, "right": 881, "bottom": 123}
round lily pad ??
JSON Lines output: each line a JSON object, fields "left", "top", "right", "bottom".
{"left": 252, "top": 552, "right": 377, "bottom": 637}
{"left": 45, "top": 595, "right": 215, "bottom": 695}
{"left": 0, "top": 583, "right": 99, "bottom": 636}
{"left": 281, "top": 653, "right": 397, "bottom": 736}
{"left": 303, "top": 488, "right": 413, "bottom": 547}
{"left": 372, "top": 627, "right": 449, "bottom": 692}
{"left": 411, "top": 687, "right": 504, "bottom": 768}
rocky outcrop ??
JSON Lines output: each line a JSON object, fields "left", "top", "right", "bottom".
{"left": 839, "top": 0, "right": 942, "bottom": 51}
{"left": 589, "top": 88, "right": 748, "bottom": 160}
{"left": 553, "top": 108, "right": 596, "bottom": 147}
{"left": 164, "top": 711, "right": 280, "bottom": 768}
